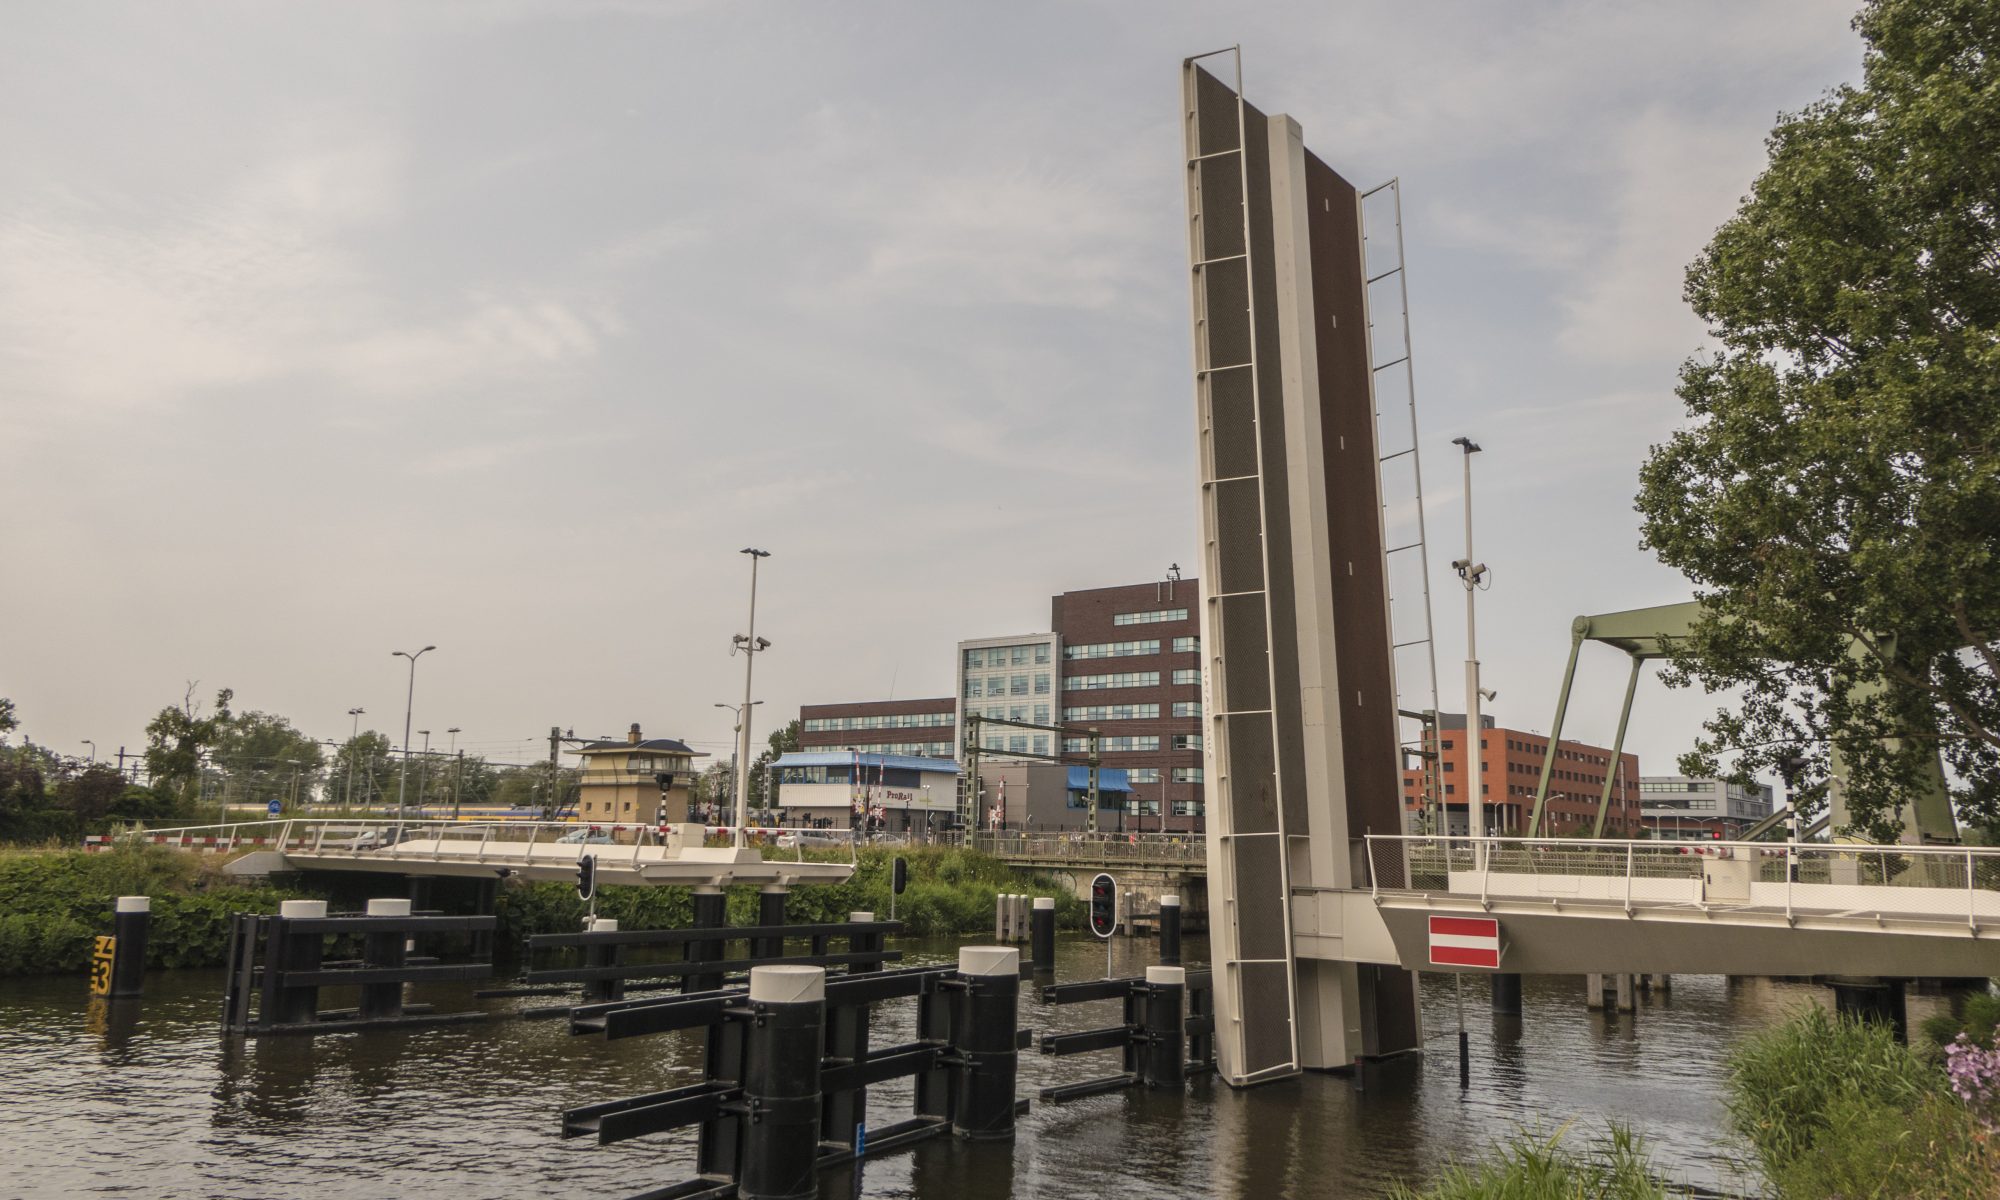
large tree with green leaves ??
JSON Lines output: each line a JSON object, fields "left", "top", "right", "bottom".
{"left": 211, "top": 708, "right": 324, "bottom": 811}
{"left": 144, "top": 685, "right": 234, "bottom": 805}
{"left": 1636, "top": 0, "right": 2000, "bottom": 840}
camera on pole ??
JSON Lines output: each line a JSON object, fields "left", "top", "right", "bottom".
{"left": 575, "top": 853, "right": 597, "bottom": 902}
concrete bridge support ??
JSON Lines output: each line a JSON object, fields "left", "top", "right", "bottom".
{"left": 1490, "top": 973, "right": 1521, "bottom": 1015}
{"left": 1830, "top": 976, "right": 1908, "bottom": 1042}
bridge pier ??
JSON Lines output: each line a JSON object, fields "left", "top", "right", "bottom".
{"left": 687, "top": 887, "right": 726, "bottom": 994}
{"left": 1489, "top": 972, "right": 1521, "bottom": 1015}
{"left": 1829, "top": 976, "right": 1908, "bottom": 1042}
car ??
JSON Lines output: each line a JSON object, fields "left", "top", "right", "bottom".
{"left": 556, "top": 827, "right": 613, "bottom": 845}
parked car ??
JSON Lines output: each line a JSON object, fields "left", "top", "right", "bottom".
{"left": 556, "top": 827, "right": 613, "bottom": 845}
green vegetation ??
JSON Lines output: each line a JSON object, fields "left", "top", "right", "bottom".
{"left": 0, "top": 843, "right": 312, "bottom": 976}
{"left": 1634, "top": 0, "right": 2000, "bottom": 839}
{"left": 1385, "top": 1125, "right": 1678, "bottom": 1200}
{"left": 492, "top": 845, "right": 1083, "bottom": 944}
{"left": 0, "top": 842, "right": 1077, "bottom": 978}
{"left": 1922, "top": 989, "right": 2000, "bottom": 1051}
{"left": 1726, "top": 1005, "right": 1999, "bottom": 1199}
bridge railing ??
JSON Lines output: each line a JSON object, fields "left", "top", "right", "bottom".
{"left": 122, "top": 819, "right": 863, "bottom": 864}
{"left": 1365, "top": 834, "right": 2000, "bottom": 932}
{"left": 971, "top": 831, "right": 1207, "bottom": 867}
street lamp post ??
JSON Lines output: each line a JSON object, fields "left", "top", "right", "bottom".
{"left": 715, "top": 701, "right": 763, "bottom": 833}
{"left": 731, "top": 548, "right": 772, "bottom": 848}
{"left": 391, "top": 645, "right": 436, "bottom": 812}
{"left": 417, "top": 729, "right": 432, "bottom": 809}
{"left": 447, "top": 727, "right": 462, "bottom": 819}
{"left": 81, "top": 740, "right": 95, "bottom": 764}
{"left": 1451, "top": 437, "right": 1489, "bottom": 840}
{"left": 345, "top": 707, "right": 365, "bottom": 810}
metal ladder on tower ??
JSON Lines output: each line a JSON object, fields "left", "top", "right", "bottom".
{"left": 1360, "top": 178, "right": 1445, "bottom": 835}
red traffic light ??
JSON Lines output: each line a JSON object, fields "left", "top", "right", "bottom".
{"left": 1089, "top": 872, "right": 1118, "bottom": 938}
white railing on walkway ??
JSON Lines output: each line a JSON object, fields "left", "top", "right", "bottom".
{"left": 122, "top": 819, "right": 862, "bottom": 865}
{"left": 1364, "top": 834, "right": 2000, "bottom": 933}
{"left": 971, "top": 830, "right": 1206, "bottom": 867}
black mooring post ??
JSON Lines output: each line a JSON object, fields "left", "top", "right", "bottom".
{"left": 1030, "top": 896, "right": 1056, "bottom": 974}
{"left": 754, "top": 887, "right": 788, "bottom": 962}
{"left": 950, "top": 946, "right": 1020, "bottom": 1141}
{"left": 110, "top": 896, "right": 151, "bottom": 999}
{"left": 274, "top": 900, "right": 328, "bottom": 1026}
{"left": 823, "top": 911, "right": 877, "bottom": 1156}
{"left": 1490, "top": 972, "right": 1522, "bottom": 1015}
{"left": 470, "top": 876, "right": 499, "bottom": 960}
{"left": 688, "top": 887, "right": 726, "bottom": 994}
{"left": 359, "top": 898, "right": 412, "bottom": 1020}
{"left": 406, "top": 875, "right": 434, "bottom": 913}
{"left": 738, "top": 965, "right": 826, "bottom": 1200}
{"left": 1157, "top": 894, "right": 1182, "bottom": 968}
{"left": 1142, "top": 966, "right": 1186, "bottom": 1088}
{"left": 582, "top": 917, "right": 624, "bottom": 1004}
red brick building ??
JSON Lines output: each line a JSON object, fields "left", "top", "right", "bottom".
{"left": 1049, "top": 577, "right": 1204, "bottom": 832}
{"left": 798, "top": 697, "right": 956, "bottom": 759}
{"left": 1402, "top": 713, "right": 1641, "bottom": 836}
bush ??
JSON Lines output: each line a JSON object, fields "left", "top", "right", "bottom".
{"left": 1727, "top": 1005, "right": 2000, "bottom": 1199}
{"left": 1386, "top": 1124, "right": 1678, "bottom": 1199}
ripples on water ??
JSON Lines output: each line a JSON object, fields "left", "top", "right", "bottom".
{"left": 0, "top": 936, "right": 1932, "bottom": 1198}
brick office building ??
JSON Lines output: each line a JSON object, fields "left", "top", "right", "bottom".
{"left": 1402, "top": 713, "right": 1641, "bottom": 836}
{"left": 1048, "top": 577, "right": 1204, "bottom": 832}
{"left": 797, "top": 697, "right": 956, "bottom": 760}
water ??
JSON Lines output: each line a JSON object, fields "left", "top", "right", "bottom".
{"left": 0, "top": 937, "right": 1944, "bottom": 1198}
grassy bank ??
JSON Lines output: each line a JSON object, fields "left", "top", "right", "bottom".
{"left": 1385, "top": 1125, "right": 1677, "bottom": 1200}
{"left": 0, "top": 843, "right": 1079, "bottom": 977}
{"left": 0, "top": 843, "right": 315, "bottom": 976}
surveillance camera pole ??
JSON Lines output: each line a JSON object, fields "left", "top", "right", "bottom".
{"left": 1452, "top": 438, "right": 1485, "bottom": 841}
{"left": 732, "top": 549, "right": 772, "bottom": 850}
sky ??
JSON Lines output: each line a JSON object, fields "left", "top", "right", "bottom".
{"left": 0, "top": 1, "right": 1867, "bottom": 779}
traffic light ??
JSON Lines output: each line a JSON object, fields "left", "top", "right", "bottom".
{"left": 1710, "top": 829, "right": 1722, "bottom": 840}
{"left": 575, "top": 853, "right": 596, "bottom": 901}
{"left": 1089, "top": 872, "right": 1118, "bottom": 938}
{"left": 891, "top": 856, "right": 908, "bottom": 896}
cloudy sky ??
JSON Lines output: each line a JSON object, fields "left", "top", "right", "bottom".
{"left": 1, "top": 1, "right": 1864, "bottom": 778}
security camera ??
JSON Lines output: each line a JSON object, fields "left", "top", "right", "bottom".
{"left": 1450, "top": 558, "right": 1469, "bottom": 571}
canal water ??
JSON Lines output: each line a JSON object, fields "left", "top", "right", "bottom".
{"left": 0, "top": 935, "right": 1946, "bottom": 1198}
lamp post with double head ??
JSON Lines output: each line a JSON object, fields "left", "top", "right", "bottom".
{"left": 1450, "top": 437, "right": 1488, "bottom": 840}
{"left": 345, "top": 707, "right": 366, "bottom": 809}
{"left": 731, "top": 548, "right": 772, "bottom": 848}
{"left": 391, "top": 646, "right": 436, "bottom": 812}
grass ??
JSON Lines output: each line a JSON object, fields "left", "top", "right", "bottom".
{"left": 1385, "top": 1124, "right": 1682, "bottom": 1199}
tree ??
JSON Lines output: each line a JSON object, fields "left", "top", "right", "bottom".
{"left": 52, "top": 765, "right": 129, "bottom": 826}
{"left": 325, "top": 730, "right": 395, "bottom": 809}
{"left": 1635, "top": 0, "right": 2000, "bottom": 840}
{"left": 144, "top": 685, "right": 233, "bottom": 804}
{"left": 751, "top": 720, "right": 801, "bottom": 811}
{"left": 0, "top": 697, "right": 16, "bottom": 740}
{"left": 211, "top": 709, "right": 324, "bottom": 812}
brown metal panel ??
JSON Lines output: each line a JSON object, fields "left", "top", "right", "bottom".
{"left": 1302, "top": 152, "right": 1402, "bottom": 841}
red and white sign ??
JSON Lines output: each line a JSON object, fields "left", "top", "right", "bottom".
{"left": 1427, "top": 915, "right": 1503, "bottom": 969}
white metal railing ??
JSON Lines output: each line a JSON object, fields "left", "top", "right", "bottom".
{"left": 121, "top": 819, "right": 862, "bottom": 865}
{"left": 972, "top": 830, "right": 1206, "bottom": 866}
{"left": 1365, "top": 834, "right": 2000, "bottom": 933}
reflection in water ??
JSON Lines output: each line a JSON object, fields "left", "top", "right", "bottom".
{"left": 0, "top": 936, "right": 1894, "bottom": 1198}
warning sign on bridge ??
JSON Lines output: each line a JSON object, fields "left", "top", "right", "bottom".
{"left": 1427, "top": 915, "right": 1502, "bottom": 969}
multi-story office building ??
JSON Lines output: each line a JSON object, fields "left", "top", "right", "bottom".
{"left": 1639, "top": 775, "right": 1775, "bottom": 840}
{"left": 797, "top": 698, "right": 956, "bottom": 759}
{"left": 955, "top": 632, "right": 1062, "bottom": 760}
{"left": 1402, "top": 713, "right": 1641, "bottom": 836}
{"left": 1049, "top": 578, "right": 1203, "bottom": 832}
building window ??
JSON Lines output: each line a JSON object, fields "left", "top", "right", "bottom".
{"left": 1033, "top": 673, "right": 1051, "bottom": 695}
{"left": 1114, "top": 609, "right": 1189, "bottom": 626}
{"left": 1010, "top": 706, "right": 1027, "bottom": 722}
{"left": 1064, "top": 736, "right": 1161, "bottom": 752}
{"left": 1173, "top": 636, "right": 1199, "bottom": 653}
{"left": 1172, "top": 734, "right": 1202, "bottom": 751}
{"left": 964, "top": 678, "right": 981, "bottom": 699}
{"left": 1063, "top": 704, "right": 1161, "bottom": 721}
{"left": 1011, "top": 645, "right": 1029, "bottom": 666}
{"left": 1173, "top": 701, "right": 1202, "bottom": 718}
{"left": 1009, "top": 736, "right": 1027, "bottom": 753}
{"left": 963, "top": 649, "right": 985, "bottom": 669}
{"left": 1063, "top": 671, "right": 1160, "bottom": 691}
{"left": 1035, "top": 644, "right": 1050, "bottom": 664}
{"left": 1171, "top": 766, "right": 1204, "bottom": 783}
{"left": 1011, "top": 675, "right": 1029, "bottom": 696}
{"left": 1034, "top": 704, "right": 1050, "bottom": 724}
{"left": 1066, "top": 640, "right": 1161, "bottom": 660}
{"left": 1128, "top": 768, "right": 1162, "bottom": 784}
{"left": 1171, "top": 669, "right": 1200, "bottom": 686}
{"left": 1032, "top": 736, "right": 1049, "bottom": 755}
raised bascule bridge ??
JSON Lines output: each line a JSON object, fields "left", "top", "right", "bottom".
{"left": 122, "top": 51, "right": 1994, "bottom": 1102}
